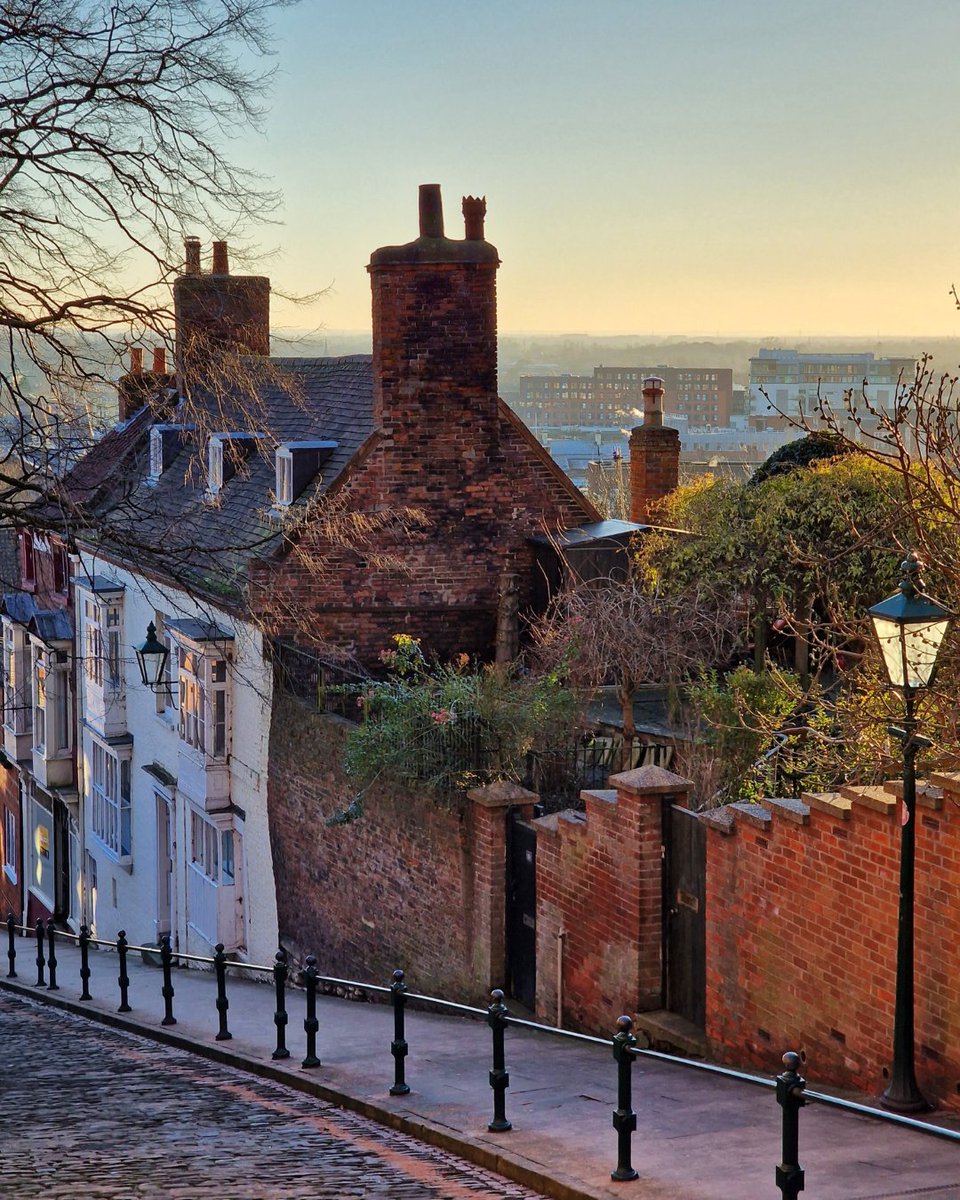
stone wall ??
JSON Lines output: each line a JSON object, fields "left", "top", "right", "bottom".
{"left": 267, "top": 691, "right": 528, "bottom": 1001}
{"left": 704, "top": 777, "right": 960, "bottom": 1109}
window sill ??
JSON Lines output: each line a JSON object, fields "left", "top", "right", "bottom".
{"left": 3, "top": 864, "right": 16, "bottom": 885}
{"left": 89, "top": 835, "right": 133, "bottom": 874}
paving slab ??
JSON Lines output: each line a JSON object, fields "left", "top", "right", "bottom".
{"left": 3, "top": 935, "right": 960, "bottom": 1200}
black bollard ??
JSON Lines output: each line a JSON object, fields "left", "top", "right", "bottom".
{"left": 272, "top": 949, "right": 290, "bottom": 1060}
{"left": 34, "top": 918, "right": 45, "bottom": 987}
{"left": 611, "top": 1015, "right": 639, "bottom": 1182}
{"left": 389, "top": 968, "right": 410, "bottom": 1096}
{"left": 160, "top": 934, "right": 176, "bottom": 1025}
{"left": 46, "top": 922, "right": 59, "bottom": 991}
{"left": 78, "top": 924, "right": 92, "bottom": 1001}
{"left": 117, "top": 931, "right": 131, "bottom": 1013}
{"left": 214, "top": 944, "right": 232, "bottom": 1041}
{"left": 486, "top": 989, "right": 512, "bottom": 1132}
{"left": 776, "top": 1051, "right": 806, "bottom": 1199}
{"left": 6, "top": 912, "right": 16, "bottom": 979}
{"left": 301, "top": 955, "right": 321, "bottom": 1068}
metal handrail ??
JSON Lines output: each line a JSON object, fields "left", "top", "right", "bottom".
{"left": 7, "top": 921, "right": 960, "bottom": 1144}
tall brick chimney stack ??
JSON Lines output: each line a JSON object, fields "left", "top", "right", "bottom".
{"left": 174, "top": 237, "right": 270, "bottom": 376}
{"left": 368, "top": 184, "right": 501, "bottom": 467}
{"left": 629, "top": 376, "right": 679, "bottom": 523}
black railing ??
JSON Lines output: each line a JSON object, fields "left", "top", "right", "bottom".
{"left": 6, "top": 914, "right": 958, "bottom": 1194}
{"left": 528, "top": 736, "right": 675, "bottom": 811}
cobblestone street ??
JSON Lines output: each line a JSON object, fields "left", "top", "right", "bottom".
{"left": 0, "top": 994, "right": 546, "bottom": 1199}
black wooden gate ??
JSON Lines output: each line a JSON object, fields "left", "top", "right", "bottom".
{"left": 506, "top": 813, "right": 537, "bottom": 1010}
{"left": 663, "top": 803, "right": 706, "bottom": 1029}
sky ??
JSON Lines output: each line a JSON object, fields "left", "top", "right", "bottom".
{"left": 240, "top": 0, "right": 960, "bottom": 338}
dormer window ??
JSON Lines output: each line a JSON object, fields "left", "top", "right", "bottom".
{"left": 207, "top": 432, "right": 264, "bottom": 498}
{"left": 149, "top": 424, "right": 194, "bottom": 485}
{"left": 273, "top": 441, "right": 338, "bottom": 508}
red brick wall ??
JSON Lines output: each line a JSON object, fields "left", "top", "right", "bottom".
{"left": 534, "top": 766, "right": 688, "bottom": 1032}
{"left": 629, "top": 425, "right": 680, "bottom": 523}
{"left": 251, "top": 211, "right": 597, "bottom": 668}
{"left": 254, "top": 404, "right": 596, "bottom": 666}
{"left": 0, "top": 764, "right": 21, "bottom": 921}
{"left": 704, "top": 779, "right": 960, "bottom": 1109}
{"left": 266, "top": 691, "right": 522, "bottom": 1000}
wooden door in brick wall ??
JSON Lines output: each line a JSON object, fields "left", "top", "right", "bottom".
{"left": 665, "top": 804, "right": 706, "bottom": 1029}
{"left": 506, "top": 813, "right": 536, "bottom": 1009}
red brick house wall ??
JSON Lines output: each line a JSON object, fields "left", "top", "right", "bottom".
{"left": 534, "top": 766, "right": 688, "bottom": 1032}
{"left": 267, "top": 690, "right": 532, "bottom": 1000}
{"left": 0, "top": 764, "right": 21, "bottom": 920}
{"left": 704, "top": 778, "right": 960, "bottom": 1109}
{"left": 252, "top": 187, "right": 597, "bottom": 667}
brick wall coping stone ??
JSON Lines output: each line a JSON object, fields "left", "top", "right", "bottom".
{"left": 699, "top": 806, "right": 736, "bottom": 836}
{"left": 763, "top": 796, "right": 810, "bottom": 825}
{"left": 466, "top": 780, "right": 538, "bottom": 808}
{"left": 607, "top": 764, "right": 692, "bottom": 795}
{"left": 802, "top": 791, "right": 853, "bottom": 820}
{"left": 728, "top": 801, "right": 772, "bottom": 829}
{"left": 885, "top": 778, "right": 945, "bottom": 809}
{"left": 839, "top": 784, "right": 897, "bottom": 816}
{"left": 581, "top": 788, "right": 617, "bottom": 806}
{"left": 930, "top": 769, "right": 960, "bottom": 795}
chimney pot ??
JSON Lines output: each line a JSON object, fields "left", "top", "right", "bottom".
{"left": 130, "top": 348, "right": 143, "bottom": 375}
{"left": 212, "top": 240, "right": 229, "bottom": 274}
{"left": 462, "top": 195, "right": 487, "bottom": 241}
{"left": 642, "top": 375, "right": 665, "bottom": 427}
{"left": 419, "top": 184, "right": 444, "bottom": 239}
{"left": 184, "top": 237, "right": 201, "bottom": 275}
{"left": 152, "top": 348, "right": 166, "bottom": 374}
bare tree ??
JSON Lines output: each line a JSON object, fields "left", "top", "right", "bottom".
{"left": 0, "top": 0, "right": 292, "bottom": 530}
{"left": 531, "top": 577, "right": 746, "bottom": 742}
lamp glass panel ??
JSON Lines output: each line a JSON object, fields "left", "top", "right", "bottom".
{"left": 136, "top": 646, "right": 167, "bottom": 688}
{"left": 871, "top": 614, "right": 950, "bottom": 688}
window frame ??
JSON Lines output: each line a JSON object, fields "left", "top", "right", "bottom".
{"left": 89, "top": 739, "right": 132, "bottom": 861}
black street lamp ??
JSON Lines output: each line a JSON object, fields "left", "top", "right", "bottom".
{"left": 135, "top": 621, "right": 169, "bottom": 690}
{"left": 868, "top": 552, "right": 953, "bottom": 1113}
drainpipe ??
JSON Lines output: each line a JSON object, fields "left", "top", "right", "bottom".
{"left": 556, "top": 927, "right": 566, "bottom": 1027}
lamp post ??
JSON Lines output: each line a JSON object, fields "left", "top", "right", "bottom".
{"left": 135, "top": 621, "right": 169, "bottom": 690}
{"left": 868, "top": 552, "right": 953, "bottom": 1113}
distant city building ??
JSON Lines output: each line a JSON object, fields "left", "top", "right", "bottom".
{"left": 516, "top": 365, "right": 734, "bottom": 429}
{"left": 748, "top": 349, "right": 915, "bottom": 429}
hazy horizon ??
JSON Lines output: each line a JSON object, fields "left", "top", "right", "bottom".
{"left": 232, "top": 1, "right": 960, "bottom": 341}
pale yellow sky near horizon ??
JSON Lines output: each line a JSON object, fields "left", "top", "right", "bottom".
{"left": 232, "top": 1, "right": 960, "bottom": 340}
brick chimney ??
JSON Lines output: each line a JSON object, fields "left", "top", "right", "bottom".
{"left": 629, "top": 376, "right": 679, "bottom": 523}
{"left": 118, "top": 347, "right": 176, "bottom": 422}
{"left": 174, "top": 238, "right": 270, "bottom": 375}
{"left": 368, "top": 184, "right": 501, "bottom": 459}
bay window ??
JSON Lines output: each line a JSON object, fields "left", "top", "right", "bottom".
{"left": 90, "top": 740, "right": 131, "bottom": 859}
{"left": 178, "top": 647, "right": 229, "bottom": 760}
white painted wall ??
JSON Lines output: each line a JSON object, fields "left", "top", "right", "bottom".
{"left": 75, "top": 551, "right": 279, "bottom": 966}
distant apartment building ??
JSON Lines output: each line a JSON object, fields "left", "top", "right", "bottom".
{"left": 517, "top": 365, "right": 734, "bottom": 429}
{"left": 749, "top": 349, "right": 915, "bottom": 429}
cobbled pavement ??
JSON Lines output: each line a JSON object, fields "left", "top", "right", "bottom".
{"left": 0, "top": 993, "right": 547, "bottom": 1199}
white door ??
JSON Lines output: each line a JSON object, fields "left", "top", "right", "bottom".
{"left": 155, "top": 795, "right": 175, "bottom": 939}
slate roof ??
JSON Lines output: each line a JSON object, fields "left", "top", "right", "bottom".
{"left": 98, "top": 355, "right": 375, "bottom": 600}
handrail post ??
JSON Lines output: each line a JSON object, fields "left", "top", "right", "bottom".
{"left": 775, "top": 1051, "right": 806, "bottom": 1199}
{"left": 301, "top": 955, "right": 321, "bottom": 1068}
{"left": 611, "top": 1015, "right": 639, "bottom": 1182}
{"left": 389, "top": 968, "right": 410, "bottom": 1096}
{"left": 214, "top": 944, "right": 232, "bottom": 1041}
{"left": 46, "top": 922, "right": 59, "bottom": 991}
{"left": 117, "top": 931, "right": 131, "bottom": 1012}
{"left": 6, "top": 912, "right": 16, "bottom": 978}
{"left": 34, "top": 918, "right": 46, "bottom": 987}
{"left": 78, "top": 924, "right": 92, "bottom": 1001}
{"left": 160, "top": 934, "right": 176, "bottom": 1025}
{"left": 486, "top": 988, "right": 512, "bottom": 1132}
{"left": 272, "top": 949, "right": 290, "bottom": 1059}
